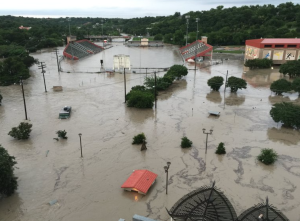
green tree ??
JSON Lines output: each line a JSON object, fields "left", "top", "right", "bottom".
{"left": 279, "top": 60, "right": 300, "bottom": 78}
{"left": 181, "top": 137, "right": 192, "bottom": 148}
{"left": 0, "top": 145, "right": 18, "bottom": 196}
{"left": 8, "top": 122, "right": 32, "bottom": 140}
{"left": 292, "top": 78, "right": 300, "bottom": 95}
{"left": 215, "top": 142, "right": 226, "bottom": 154}
{"left": 207, "top": 76, "right": 224, "bottom": 91}
{"left": 257, "top": 148, "right": 278, "bottom": 165}
{"left": 226, "top": 76, "right": 247, "bottom": 92}
{"left": 154, "top": 34, "right": 163, "bottom": 40}
{"left": 0, "top": 57, "right": 30, "bottom": 86}
{"left": 126, "top": 90, "right": 154, "bottom": 108}
{"left": 132, "top": 133, "right": 146, "bottom": 144}
{"left": 56, "top": 130, "right": 68, "bottom": 139}
{"left": 270, "top": 102, "right": 300, "bottom": 129}
{"left": 270, "top": 79, "right": 292, "bottom": 95}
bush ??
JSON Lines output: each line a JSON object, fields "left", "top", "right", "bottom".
{"left": 8, "top": 122, "right": 32, "bottom": 140}
{"left": 270, "top": 79, "right": 292, "bottom": 95}
{"left": 257, "top": 148, "right": 278, "bottom": 165}
{"left": 181, "top": 136, "right": 192, "bottom": 148}
{"left": 132, "top": 133, "right": 146, "bottom": 144}
{"left": 244, "top": 58, "right": 273, "bottom": 69}
{"left": 0, "top": 145, "right": 18, "bottom": 196}
{"left": 56, "top": 130, "right": 68, "bottom": 139}
{"left": 126, "top": 90, "right": 154, "bottom": 108}
{"left": 215, "top": 142, "right": 226, "bottom": 154}
{"left": 226, "top": 76, "right": 247, "bottom": 92}
{"left": 144, "top": 76, "right": 172, "bottom": 91}
{"left": 270, "top": 102, "right": 300, "bottom": 129}
{"left": 207, "top": 76, "right": 224, "bottom": 91}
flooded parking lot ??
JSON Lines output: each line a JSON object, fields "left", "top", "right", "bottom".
{"left": 0, "top": 42, "right": 300, "bottom": 221}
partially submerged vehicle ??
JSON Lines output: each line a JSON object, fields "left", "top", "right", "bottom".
{"left": 59, "top": 106, "right": 71, "bottom": 119}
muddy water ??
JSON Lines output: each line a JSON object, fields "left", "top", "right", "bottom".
{"left": 1, "top": 43, "right": 300, "bottom": 221}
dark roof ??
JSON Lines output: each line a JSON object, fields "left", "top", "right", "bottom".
{"left": 167, "top": 181, "right": 238, "bottom": 221}
{"left": 237, "top": 197, "right": 289, "bottom": 221}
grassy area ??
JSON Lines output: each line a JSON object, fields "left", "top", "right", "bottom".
{"left": 213, "top": 50, "right": 245, "bottom": 54}
{"left": 133, "top": 37, "right": 154, "bottom": 41}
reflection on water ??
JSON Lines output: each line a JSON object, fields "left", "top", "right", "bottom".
{"left": 159, "top": 80, "right": 187, "bottom": 100}
{"left": 267, "top": 127, "right": 300, "bottom": 145}
{"left": 206, "top": 91, "right": 222, "bottom": 103}
{"left": 225, "top": 93, "right": 245, "bottom": 106}
{"left": 242, "top": 68, "right": 289, "bottom": 88}
{"left": 268, "top": 95, "right": 291, "bottom": 105}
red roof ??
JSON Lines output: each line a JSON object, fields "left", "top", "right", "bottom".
{"left": 121, "top": 170, "right": 157, "bottom": 194}
{"left": 246, "top": 38, "right": 300, "bottom": 48}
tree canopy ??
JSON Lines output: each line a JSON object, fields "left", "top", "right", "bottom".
{"left": 270, "top": 102, "right": 300, "bottom": 129}
{"left": 207, "top": 76, "right": 224, "bottom": 91}
{"left": 279, "top": 60, "right": 300, "bottom": 78}
{"left": 226, "top": 76, "right": 247, "bottom": 93}
{"left": 270, "top": 79, "right": 292, "bottom": 95}
{"left": 0, "top": 145, "right": 18, "bottom": 196}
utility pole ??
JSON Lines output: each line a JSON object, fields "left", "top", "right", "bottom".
{"left": 38, "top": 62, "right": 47, "bottom": 92}
{"left": 194, "top": 18, "right": 199, "bottom": 71}
{"left": 124, "top": 68, "right": 127, "bottom": 103}
{"left": 223, "top": 70, "right": 228, "bottom": 109}
{"left": 78, "top": 133, "right": 83, "bottom": 157}
{"left": 20, "top": 76, "right": 28, "bottom": 120}
{"left": 53, "top": 48, "right": 60, "bottom": 74}
{"left": 185, "top": 15, "right": 190, "bottom": 46}
{"left": 154, "top": 71, "right": 157, "bottom": 109}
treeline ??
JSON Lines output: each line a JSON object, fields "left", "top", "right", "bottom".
{"left": 0, "top": 2, "right": 300, "bottom": 54}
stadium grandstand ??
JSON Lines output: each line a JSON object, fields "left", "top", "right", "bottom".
{"left": 180, "top": 37, "right": 213, "bottom": 61}
{"left": 63, "top": 39, "right": 104, "bottom": 60}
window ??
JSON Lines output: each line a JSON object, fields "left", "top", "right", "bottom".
{"left": 287, "top": 45, "right": 297, "bottom": 48}
{"left": 264, "top": 45, "right": 272, "bottom": 48}
{"left": 275, "top": 45, "right": 284, "bottom": 48}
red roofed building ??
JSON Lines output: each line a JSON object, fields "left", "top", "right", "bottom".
{"left": 245, "top": 38, "right": 300, "bottom": 64}
{"left": 19, "top": 25, "right": 31, "bottom": 30}
{"left": 121, "top": 170, "right": 157, "bottom": 195}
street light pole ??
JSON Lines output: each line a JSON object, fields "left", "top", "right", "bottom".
{"left": 20, "top": 76, "right": 28, "bottom": 120}
{"left": 203, "top": 129, "right": 213, "bottom": 154}
{"left": 124, "top": 68, "right": 127, "bottom": 103}
{"left": 154, "top": 71, "right": 157, "bottom": 109}
{"left": 79, "top": 133, "right": 83, "bottom": 157}
{"left": 185, "top": 15, "right": 190, "bottom": 46}
{"left": 164, "top": 162, "right": 171, "bottom": 194}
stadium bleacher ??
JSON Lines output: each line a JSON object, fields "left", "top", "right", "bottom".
{"left": 180, "top": 40, "right": 213, "bottom": 61}
{"left": 63, "top": 40, "right": 104, "bottom": 60}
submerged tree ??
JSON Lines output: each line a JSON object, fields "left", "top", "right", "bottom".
{"left": 257, "top": 148, "right": 278, "bottom": 165}
{"left": 270, "top": 102, "right": 300, "bottom": 129}
{"left": 226, "top": 76, "right": 247, "bottom": 92}
{"left": 8, "top": 122, "right": 32, "bottom": 140}
{"left": 0, "top": 145, "right": 18, "bottom": 196}
{"left": 291, "top": 78, "right": 300, "bottom": 95}
{"left": 270, "top": 79, "right": 292, "bottom": 95}
{"left": 215, "top": 142, "right": 226, "bottom": 154}
{"left": 132, "top": 133, "right": 146, "bottom": 144}
{"left": 279, "top": 60, "right": 300, "bottom": 78}
{"left": 56, "top": 130, "right": 68, "bottom": 139}
{"left": 207, "top": 76, "right": 224, "bottom": 91}
{"left": 181, "top": 137, "right": 193, "bottom": 148}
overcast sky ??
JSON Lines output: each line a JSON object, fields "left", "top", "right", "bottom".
{"left": 0, "top": 0, "right": 299, "bottom": 18}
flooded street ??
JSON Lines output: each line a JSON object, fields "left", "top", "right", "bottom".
{"left": 1, "top": 42, "right": 300, "bottom": 221}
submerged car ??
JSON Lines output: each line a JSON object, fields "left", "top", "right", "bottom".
{"left": 59, "top": 106, "right": 72, "bottom": 119}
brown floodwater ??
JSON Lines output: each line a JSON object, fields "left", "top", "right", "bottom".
{"left": 1, "top": 42, "right": 300, "bottom": 221}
